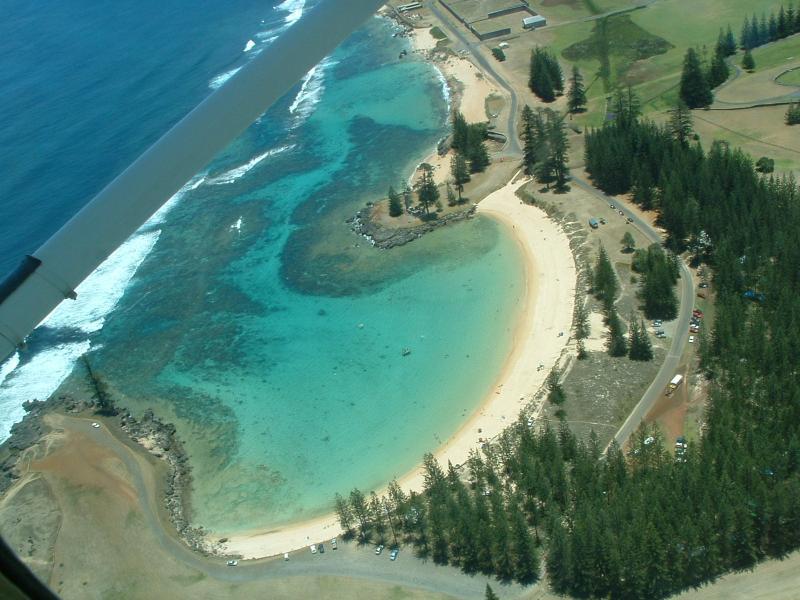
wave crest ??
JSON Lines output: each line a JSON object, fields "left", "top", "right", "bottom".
{"left": 207, "top": 145, "right": 295, "bottom": 185}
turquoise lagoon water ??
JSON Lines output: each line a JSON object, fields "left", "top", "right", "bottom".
{"left": 0, "top": 5, "right": 525, "bottom": 534}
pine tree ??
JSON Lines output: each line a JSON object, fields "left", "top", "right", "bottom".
{"left": 575, "top": 302, "right": 590, "bottom": 341}
{"left": 388, "top": 185, "right": 403, "bottom": 217}
{"left": 592, "top": 244, "right": 618, "bottom": 307}
{"left": 548, "top": 54, "right": 565, "bottom": 95}
{"left": 452, "top": 111, "right": 469, "bottom": 152}
{"left": 349, "top": 488, "right": 370, "bottom": 542}
{"left": 769, "top": 12, "right": 779, "bottom": 41}
{"left": 778, "top": 5, "right": 789, "bottom": 38}
{"left": 485, "top": 584, "right": 500, "bottom": 600}
{"left": 640, "top": 249, "right": 678, "bottom": 320}
{"left": 741, "top": 16, "right": 752, "bottom": 49}
{"left": 417, "top": 166, "right": 439, "bottom": 216}
{"left": 510, "top": 497, "right": 539, "bottom": 583}
{"left": 521, "top": 105, "right": 537, "bottom": 174}
{"left": 786, "top": 102, "right": 800, "bottom": 125}
{"left": 679, "top": 48, "right": 713, "bottom": 108}
{"left": 742, "top": 48, "right": 755, "bottom": 71}
{"left": 467, "top": 126, "right": 490, "bottom": 173}
{"left": 607, "top": 308, "right": 628, "bottom": 356}
{"left": 628, "top": 317, "right": 654, "bottom": 361}
{"left": 529, "top": 48, "right": 559, "bottom": 102}
{"left": 450, "top": 152, "right": 470, "bottom": 201}
{"left": 369, "top": 491, "right": 387, "bottom": 543}
{"left": 724, "top": 25, "right": 737, "bottom": 56}
{"left": 547, "top": 368, "right": 566, "bottom": 406}
{"left": 567, "top": 65, "right": 587, "bottom": 114}
{"left": 547, "top": 113, "right": 570, "bottom": 191}
{"left": 707, "top": 43, "right": 730, "bottom": 88}
{"left": 667, "top": 100, "right": 693, "bottom": 144}
{"left": 335, "top": 493, "right": 354, "bottom": 533}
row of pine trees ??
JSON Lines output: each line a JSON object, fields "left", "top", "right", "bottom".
{"left": 740, "top": 2, "right": 800, "bottom": 50}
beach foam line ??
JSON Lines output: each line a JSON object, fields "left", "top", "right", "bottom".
{"left": 432, "top": 65, "right": 451, "bottom": 114}
{"left": 206, "top": 144, "right": 295, "bottom": 185}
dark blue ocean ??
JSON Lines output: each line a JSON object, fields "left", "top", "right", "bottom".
{"left": 0, "top": 0, "right": 525, "bottom": 532}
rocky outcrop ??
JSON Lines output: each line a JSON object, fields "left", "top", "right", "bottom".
{"left": 349, "top": 204, "right": 476, "bottom": 249}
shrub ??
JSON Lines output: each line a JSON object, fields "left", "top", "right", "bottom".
{"left": 491, "top": 47, "right": 506, "bottom": 62}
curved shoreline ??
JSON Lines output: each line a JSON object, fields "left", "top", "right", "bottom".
{"left": 220, "top": 174, "right": 577, "bottom": 558}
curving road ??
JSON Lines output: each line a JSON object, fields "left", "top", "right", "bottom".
{"left": 571, "top": 175, "right": 695, "bottom": 450}
{"left": 427, "top": 2, "right": 521, "bottom": 154}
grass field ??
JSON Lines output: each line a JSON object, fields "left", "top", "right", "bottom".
{"left": 542, "top": 0, "right": 784, "bottom": 114}
{"left": 751, "top": 33, "right": 800, "bottom": 71}
{"left": 776, "top": 67, "right": 800, "bottom": 86}
{"left": 534, "top": 0, "right": 638, "bottom": 25}
{"left": 691, "top": 106, "right": 800, "bottom": 177}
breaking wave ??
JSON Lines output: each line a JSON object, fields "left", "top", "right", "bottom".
{"left": 288, "top": 57, "right": 336, "bottom": 124}
{"left": 206, "top": 145, "right": 295, "bottom": 185}
{"left": 0, "top": 176, "right": 202, "bottom": 443}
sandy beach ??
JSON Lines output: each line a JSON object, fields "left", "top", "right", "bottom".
{"left": 221, "top": 173, "right": 577, "bottom": 558}
{"left": 406, "top": 25, "right": 503, "bottom": 186}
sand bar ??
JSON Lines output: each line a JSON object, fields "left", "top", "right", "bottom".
{"left": 221, "top": 174, "right": 577, "bottom": 559}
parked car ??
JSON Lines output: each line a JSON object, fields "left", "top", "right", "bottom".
{"left": 310, "top": 544, "right": 317, "bottom": 554}
{"left": 626, "top": 217, "right": 634, "bottom": 224}
{"left": 699, "top": 282, "right": 709, "bottom": 288}
{"left": 284, "top": 553, "right": 289, "bottom": 561}
{"left": 319, "top": 543, "right": 325, "bottom": 553}
{"left": 226, "top": 560, "right": 238, "bottom": 567}
{"left": 331, "top": 538, "right": 337, "bottom": 550}
{"left": 689, "top": 335, "right": 695, "bottom": 343}
{"left": 609, "top": 203, "right": 616, "bottom": 209}
{"left": 375, "top": 544, "right": 384, "bottom": 555}
{"left": 390, "top": 548, "right": 399, "bottom": 561}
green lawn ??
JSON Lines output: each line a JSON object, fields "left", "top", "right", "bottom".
{"left": 777, "top": 67, "right": 800, "bottom": 86}
{"left": 549, "top": 0, "right": 787, "bottom": 113}
{"left": 752, "top": 33, "right": 800, "bottom": 71}
{"left": 535, "top": 0, "right": 641, "bottom": 25}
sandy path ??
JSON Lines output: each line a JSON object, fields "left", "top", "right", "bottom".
{"left": 222, "top": 174, "right": 576, "bottom": 559}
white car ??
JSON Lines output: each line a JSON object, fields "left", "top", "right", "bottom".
{"left": 91, "top": 422, "right": 100, "bottom": 429}
{"left": 310, "top": 544, "right": 317, "bottom": 554}
{"left": 226, "top": 560, "right": 238, "bottom": 567}
{"left": 689, "top": 335, "right": 695, "bottom": 343}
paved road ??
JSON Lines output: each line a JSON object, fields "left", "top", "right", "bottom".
{"left": 428, "top": 0, "right": 695, "bottom": 451}
{"left": 571, "top": 175, "right": 695, "bottom": 450}
{"left": 428, "top": 2, "right": 521, "bottom": 154}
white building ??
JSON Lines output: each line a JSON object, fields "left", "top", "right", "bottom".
{"left": 522, "top": 15, "right": 547, "bottom": 29}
